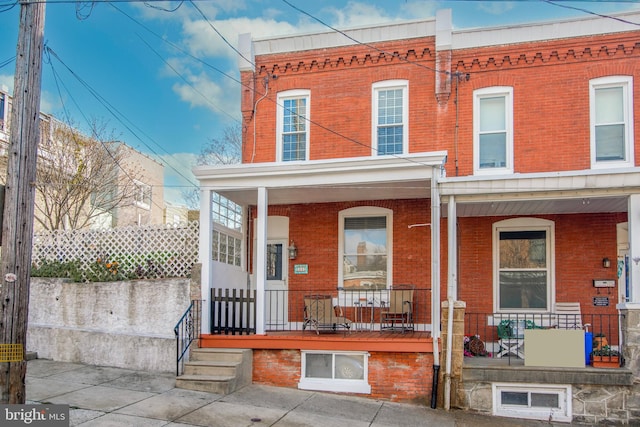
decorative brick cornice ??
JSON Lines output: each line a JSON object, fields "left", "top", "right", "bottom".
{"left": 258, "top": 47, "right": 434, "bottom": 75}
{"left": 454, "top": 39, "right": 640, "bottom": 71}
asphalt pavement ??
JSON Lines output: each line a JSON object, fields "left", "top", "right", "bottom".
{"left": 25, "top": 358, "right": 573, "bottom": 426}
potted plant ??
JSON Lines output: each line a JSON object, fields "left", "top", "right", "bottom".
{"left": 591, "top": 346, "right": 620, "bottom": 368}
{"left": 593, "top": 333, "right": 608, "bottom": 350}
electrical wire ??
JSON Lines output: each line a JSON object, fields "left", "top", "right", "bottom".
{"left": 44, "top": 46, "right": 200, "bottom": 191}
{"left": 281, "top": 0, "right": 447, "bottom": 76}
{"left": 544, "top": 0, "right": 640, "bottom": 26}
{"left": 44, "top": 47, "right": 169, "bottom": 213}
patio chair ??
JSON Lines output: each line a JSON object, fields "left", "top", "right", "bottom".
{"left": 496, "top": 319, "right": 525, "bottom": 358}
{"left": 380, "top": 284, "right": 414, "bottom": 332}
{"left": 496, "top": 319, "right": 542, "bottom": 358}
{"left": 303, "top": 295, "right": 352, "bottom": 335}
{"left": 555, "top": 302, "right": 588, "bottom": 330}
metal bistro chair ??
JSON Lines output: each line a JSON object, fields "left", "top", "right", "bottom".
{"left": 303, "top": 294, "right": 352, "bottom": 335}
{"left": 496, "top": 319, "right": 543, "bottom": 359}
{"left": 380, "top": 284, "right": 414, "bottom": 333}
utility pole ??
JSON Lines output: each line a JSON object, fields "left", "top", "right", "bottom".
{"left": 0, "top": 0, "right": 45, "bottom": 403}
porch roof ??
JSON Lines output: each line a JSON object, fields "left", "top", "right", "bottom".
{"left": 439, "top": 167, "right": 640, "bottom": 217}
{"left": 193, "top": 152, "right": 447, "bottom": 206}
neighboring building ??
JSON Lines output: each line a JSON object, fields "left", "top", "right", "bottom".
{"left": 0, "top": 91, "right": 164, "bottom": 229}
{"left": 109, "top": 143, "right": 164, "bottom": 227}
{"left": 194, "top": 10, "right": 640, "bottom": 424}
{"left": 164, "top": 201, "right": 190, "bottom": 225}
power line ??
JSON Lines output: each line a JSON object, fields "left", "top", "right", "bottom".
{"left": 544, "top": 0, "right": 640, "bottom": 26}
{"left": 44, "top": 46, "right": 200, "bottom": 190}
{"left": 281, "top": 0, "right": 446, "bottom": 76}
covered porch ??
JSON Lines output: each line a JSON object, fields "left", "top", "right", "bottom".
{"left": 194, "top": 152, "right": 448, "bottom": 341}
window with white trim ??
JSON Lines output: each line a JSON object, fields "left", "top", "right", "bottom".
{"left": 298, "top": 351, "right": 371, "bottom": 394}
{"left": 277, "top": 89, "right": 309, "bottom": 162}
{"left": 212, "top": 227, "right": 242, "bottom": 267}
{"left": 493, "top": 218, "right": 554, "bottom": 312}
{"left": 212, "top": 192, "right": 243, "bottom": 231}
{"left": 134, "top": 181, "right": 152, "bottom": 210}
{"left": 473, "top": 86, "right": 513, "bottom": 174}
{"left": 0, "top": 92, "right": 6, "bottom": 132}
{"left": 493, "top": 383, "right": 571, "bottom": 422}
{"left": 339, "top": 207, "right": 392, "bottom": 290}
{"left": 372, "top": 80, "right": 408, "bottom": 155}
{"left": 590, "top": 76, "right": 634, "bottom": 168}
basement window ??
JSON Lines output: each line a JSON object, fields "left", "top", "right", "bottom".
{"left": 493, "top": 383, "right": 571, "bottom": 422}
{"left": 298, "top": 351, "right": 371, "bottom": 394}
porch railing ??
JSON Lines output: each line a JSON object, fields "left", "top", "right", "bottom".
{"left": 207, "top": 287, "right": 431, "bottom": 334}
{"left": 174, "top": 299, "right": 202, "bottom": 375}
{"left": 464, "top": 312, "right": 624, "bottom": 366}
{"left": 210, "top": 288, "right": 256, "bottom": 335}
{"left": 265, "top": 287, "right": 431, "bottom": 333}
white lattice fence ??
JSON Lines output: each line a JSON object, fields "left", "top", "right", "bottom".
{"left": 32, "top": 221, "right": 199, "bottom": 280}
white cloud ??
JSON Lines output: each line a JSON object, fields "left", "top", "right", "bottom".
{"left": 476, "top": 1, "right": 516, "bottom": 15}
{"left": 326, "top": 2, "right": 394, "bottom": 28}
{"left": 0, "top": 74, "right": 13, "bottom": 94}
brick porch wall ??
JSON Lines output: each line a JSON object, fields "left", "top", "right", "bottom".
{"left": 252, "top": 349, "right": 434, "bottom": 403}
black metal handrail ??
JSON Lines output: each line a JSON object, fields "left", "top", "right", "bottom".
{"left": 174, "top": 299, "right": 202, "bottom": 375}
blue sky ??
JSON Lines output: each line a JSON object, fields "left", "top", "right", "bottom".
{"left": 0, "top": 1, "right": 638, "bottom": 206}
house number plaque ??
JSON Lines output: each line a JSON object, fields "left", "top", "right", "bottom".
{"left": 294, "top": 264, "right": 308, "bottom": 274}
{"left": 592, "top": 297, "right": 609, "bottom": 307}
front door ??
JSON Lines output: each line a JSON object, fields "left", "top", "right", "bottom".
{"left": 266, "top": 240, "right": 288, "bottom": 328}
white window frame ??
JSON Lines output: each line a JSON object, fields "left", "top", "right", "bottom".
{"left": 372, "top": 80, "right": 408, "bottom": 156}
{"left": 493, "top": 218, "right": 555, "bottom": 313}
{"left": 473, "top": 86, "right": 514, "bottom": 175}
{"left": 590, "top": 76, "right": 634, "bottom": 169}
{"left": 493, "top": 383, "right": 572, "bottom": 423}
{"left": 298, "top": 351, "right": 371, "bottom": 394}
{"left": 0, "top": 91, "right": 7, "bottom": 133}
{"left": 212, "top": 224, "right": 243, "bottom": 268}
{"left": 338, "top": 206, "right": 393, "bottom": 292}
{"left": 133, "top": 180, "right": 152, "bottom": 210}
{"left": 276, "top": 89, "right": 310, "bottom": 162}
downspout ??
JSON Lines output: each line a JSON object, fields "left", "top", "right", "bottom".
{"left": 430, "top": 165, "right": 442, "bottom": 409}
{"left": 251, "top": 75, "right": 269, "bottom": 163}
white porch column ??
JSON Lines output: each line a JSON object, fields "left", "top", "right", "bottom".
{"left": 199, "top": 189, "right": 212, "bottom": 334}
{"left": 255, "top": 187, "right": 268, "bottom": 334}
{"left": 431, "top": 167, "right": 441, "bottom": 345}
{"left": 624, "top": 194, "right": 640, "bottom": 306}
{"left": 447, "top": 195, "right": 457, "bottom": 300}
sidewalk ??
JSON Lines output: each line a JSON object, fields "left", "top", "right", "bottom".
{"left": 26, "top": 359, "right": 568, "bottom": 426}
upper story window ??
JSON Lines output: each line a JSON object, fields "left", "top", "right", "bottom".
{"left": 277, "top": 89, "right": 310, "bottom": 162}
{"left": 0, "top": 92, "right": 6, "bottom": 132}
{"left": 339, "top": 207, "right": 392, "bottom": 290}
{"left": 474, "top": 87, "right": 513, "bottom": 175}
{"left": 134, "top": 181, "right": 152, "bottom": 210}
{"left": 590, "top": 76, "right": 634, "bottom": 169}
{"left": 493, "top": 218, "right": 554, "bottom": 312}
{"left": 372, "top": 80, "right": 408, "bottom": 156}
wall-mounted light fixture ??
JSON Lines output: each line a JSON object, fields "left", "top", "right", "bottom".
{"left": 288, "top": 241, "right": 298, "bottom": 260}
{"left": 602, "top": 257, "right": 611, "bottom": 268}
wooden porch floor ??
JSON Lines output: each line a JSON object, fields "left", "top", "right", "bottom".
{"left": 200, "top": 330, "right": 433, "bottom": 353}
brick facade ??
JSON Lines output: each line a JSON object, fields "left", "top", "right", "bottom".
{"left": 253, "top": 349, "right": 434, "bottom": 403}
{"left": 197, "top": 11, "right": 640, "bottom": 423}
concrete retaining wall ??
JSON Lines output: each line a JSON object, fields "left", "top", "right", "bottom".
{"left": 27, "top": 277, "right": 193, "bottom": 372}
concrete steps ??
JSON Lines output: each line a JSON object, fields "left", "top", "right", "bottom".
{"left": 175, "top": 348, "right": 252, "bottom": 395}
